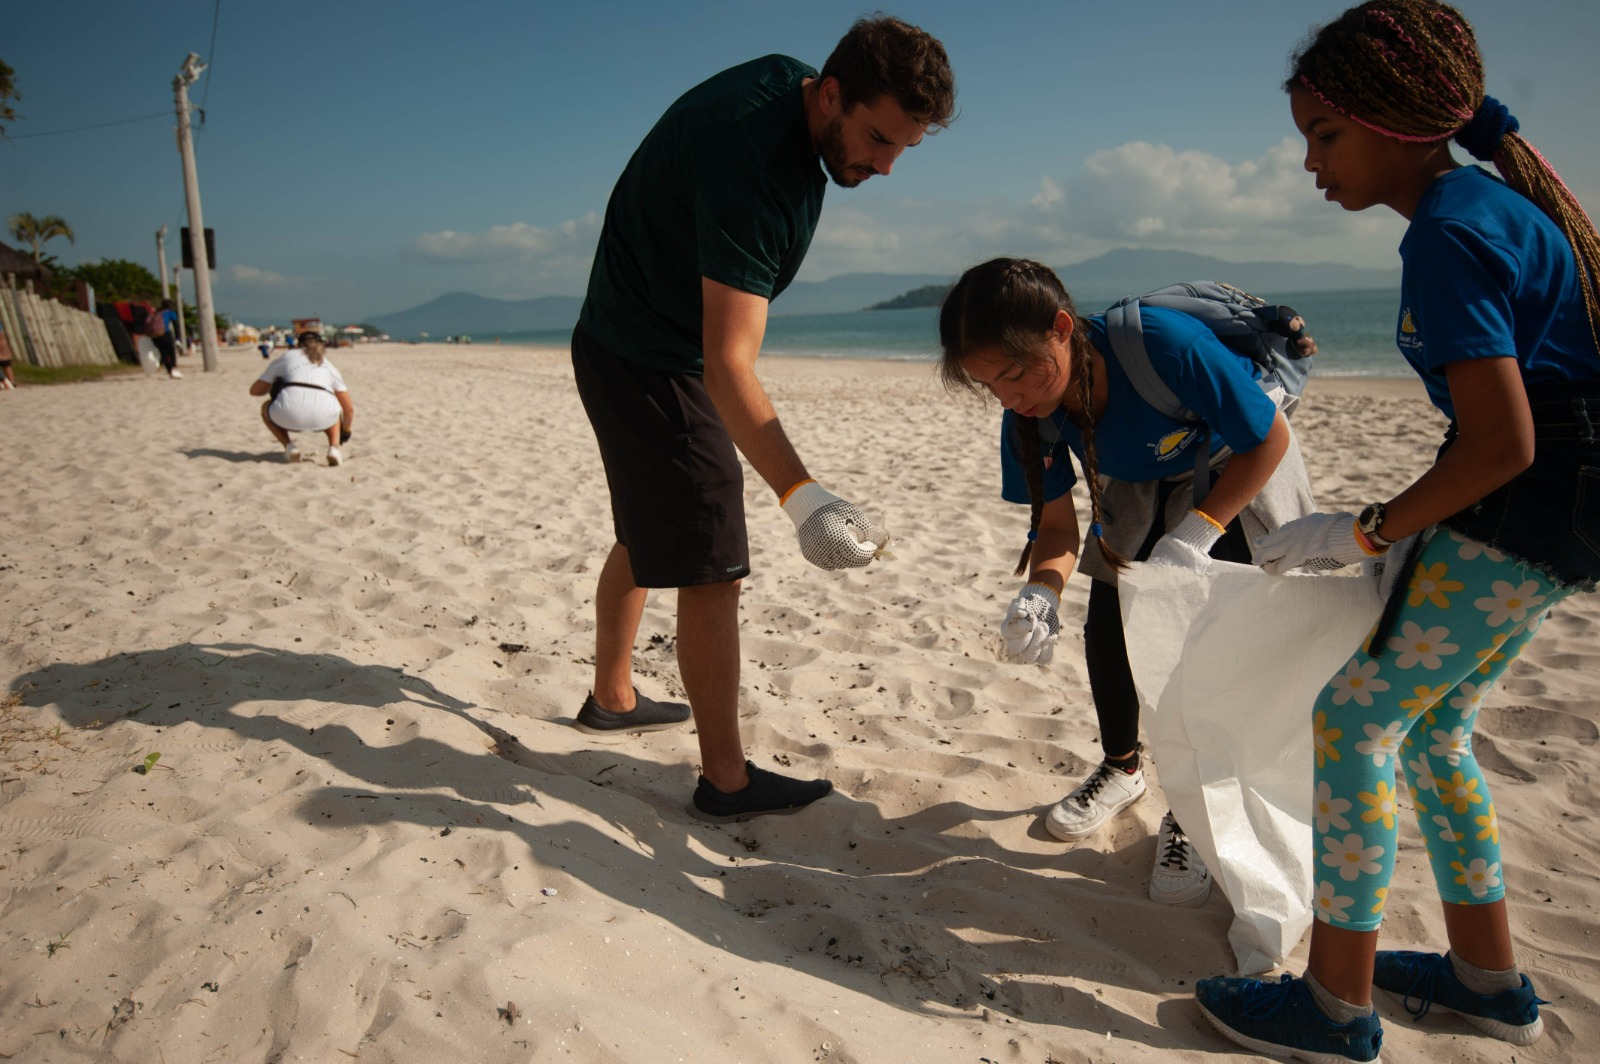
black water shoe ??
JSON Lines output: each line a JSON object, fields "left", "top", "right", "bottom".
{"left": 689, "top": 760, "right": 832, "bottom": 822}
{"left": 574, "top": 688, "right": 691, "bottom": 733}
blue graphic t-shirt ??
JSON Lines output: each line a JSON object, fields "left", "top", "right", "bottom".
{"left": 999, "top": 306, "right": 1277, "bottom": 504}
{"left": 1397, "top": 166, "right": 1597, "bottom": 419}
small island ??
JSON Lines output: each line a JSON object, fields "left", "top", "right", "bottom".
{"left": 866, "top": 283, "right": 952, "bottom": 310}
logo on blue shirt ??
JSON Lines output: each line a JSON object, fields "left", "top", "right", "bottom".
{"left": 1151, "top": 427, "right": 1200, "bottom": 462}
{"left": 1397, "top": 307, "right": 1423, "bottom": 354}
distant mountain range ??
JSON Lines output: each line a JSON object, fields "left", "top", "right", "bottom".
{"left": 364, "top": 249, "right": 1400, "bottom": 339}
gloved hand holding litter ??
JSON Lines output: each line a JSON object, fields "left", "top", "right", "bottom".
{"left": 1252, "top": 511, "right": 1377, "bottom": 575}
{"left": 781, "top": 479, "right": 884, "bottom": 570}
{"left": 1146, "top": 510, "right": 1223, "bottom": 575}
{"left": 1001, "top": 582, "right": 1061, "bottom": 665}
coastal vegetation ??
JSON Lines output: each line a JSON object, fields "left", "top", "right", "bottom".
{"left": 867, "top": 283, "right": 953, "bottom": 310}
{"left": 59, "top": 257, "right": 161, "bottom": 301}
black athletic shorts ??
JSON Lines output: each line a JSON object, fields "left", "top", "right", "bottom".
{"left": 571, "top": 321, "right": 750, "bottom": 588}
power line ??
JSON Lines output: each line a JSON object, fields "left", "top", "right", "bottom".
{"left": 198, "top": 0, "right": 221, "bottom": 120}
{"left": 6, "top": 111, "right": 169, "bottom": 140}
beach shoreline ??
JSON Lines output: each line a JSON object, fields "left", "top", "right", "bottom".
{"left": 1, "top": 341, "right": 1590, "bottom": 1063}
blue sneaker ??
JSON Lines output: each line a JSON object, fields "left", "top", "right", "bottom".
{"left": 1196, "top": 974, "right": 1382, "bottom": 1063}
{"left": 1373, "top": 950, "right": 1545, "bottom": 1045}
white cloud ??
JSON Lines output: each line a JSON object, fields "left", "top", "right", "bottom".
{"left": 228, "top": 264, "right": 301, "bottom": 289}
{"left": 1067, "top": 139, "right": 1307, "bottom": 240}
{"left": 412, "top": 213, "right": 602, "bottom": 263}
{"left": 1031, "top": 176, "right": 1064, "bottom": 210}
{"left": 1049, "top": 137, "right": 1405, "bottom": 261}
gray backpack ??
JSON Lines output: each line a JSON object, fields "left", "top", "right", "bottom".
{"left": 1102, "top": 281, "right": 1314, "bottom": 506}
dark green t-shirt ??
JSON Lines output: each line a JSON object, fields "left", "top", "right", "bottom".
{"left": 578, "top": 55, "right": 825, "bottom": 374}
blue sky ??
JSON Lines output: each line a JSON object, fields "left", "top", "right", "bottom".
{"left": 5, "top": 1, "right": 1597, "bottom": 325}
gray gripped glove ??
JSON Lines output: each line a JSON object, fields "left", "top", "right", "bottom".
{"left": 1145, "top": 510, "right": 1224, "bottom": 575}
{"left": 780, "top": 479, "right": 882, "bottom": 570}
{"left": 1364, "top": 531, "right": 1420, "bottom": 604}
{"left": 1252, "top": 511, "right": 1380, "bottom": 575}
{"left": 1001, "top": 582, "right": 1061, "bottom": 665}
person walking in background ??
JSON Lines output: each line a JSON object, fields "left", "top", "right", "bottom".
{"left": 938, "top": 257, "right": 1317, "bottom": 908}
{"left": 151, "top": 299, "right": 182, "bottom": 379}
{"left": 250, "top": 331, "right": 354, "bottom": 467}
{"left": 1196, "top": 3, "right": 1600, "bottom": 1060}
{"left": 569, "top": 15, "right": 955, "bottom": 821}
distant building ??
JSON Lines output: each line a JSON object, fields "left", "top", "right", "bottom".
{"left": 0, "top": 239, "right": 57, "bottom": 286}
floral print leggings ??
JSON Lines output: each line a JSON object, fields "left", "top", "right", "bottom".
{"left": 1310, "top": 529, "right": 1576, "bottom": 931}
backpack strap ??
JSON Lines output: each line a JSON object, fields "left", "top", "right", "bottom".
{"left": 1103, "top": 298, "right": 1196, "bottom": 423}
{"left": 1102, "top": 298, "right": 1213, "bottom": 509}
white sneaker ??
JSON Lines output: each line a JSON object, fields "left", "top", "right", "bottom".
{"left": 1149, "top": 810, "right": 1211, "bottom": 906}
{"left": 326, "top": 446, "right": 343, "bottom": 467}
{"left": 284, "top": 443, "right": 302, "bottom": 463}
{"left": 1045, "top": 760, "right": 1146, "bottom": 841}
{"left": 168, "top": 369, "right": 184, "bottom": 379}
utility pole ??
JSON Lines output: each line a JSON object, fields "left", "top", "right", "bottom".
{"left": 173, "top": 53, "right": 218, "bottom": 372}
{"left": 172, "top": 265, "right": 188, "bottom": 348}
{"left": 156, "top": 225, "right": 170, "bottom": 302}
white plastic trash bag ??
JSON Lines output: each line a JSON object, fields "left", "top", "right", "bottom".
{"left": 136, "top": 337, "right": 160, "bottom": 375}
{"left": 1118, "top": 560, "right": 1380, "bottom": 974}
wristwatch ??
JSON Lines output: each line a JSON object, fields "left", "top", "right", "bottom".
{"left": 1357, "top": 502, "right": 1393, "bottom": 549}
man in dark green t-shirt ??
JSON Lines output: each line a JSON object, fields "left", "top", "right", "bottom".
{"left": 570, "top": 16, "right": 955, "bottom": 821}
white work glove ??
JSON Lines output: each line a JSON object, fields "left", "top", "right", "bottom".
{"left": 781, "top": 479, "right": 883, "bottom": 570}
{"left": 1364, "top": 532, "right": 1419, "bottom": 604}
{"left": 1252, "top": 511, "right": 1380, "bottom": 575}
{"left": 1145, "top": 510, "right": 1224, "bottom": 575}
{"left": 1001, "top": 582, "right": 1061, "bottom": 665}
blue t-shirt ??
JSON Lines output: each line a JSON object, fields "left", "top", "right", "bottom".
{"left": 1397, "top": 166, "right": 1597, "bottom": 419}
{"left": 999, "top": 307, "right": 1278, "bottom": 504}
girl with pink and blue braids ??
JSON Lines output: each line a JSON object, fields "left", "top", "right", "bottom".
{"left": 1196, "top": 2, "right": 1600, "bottom": 1060}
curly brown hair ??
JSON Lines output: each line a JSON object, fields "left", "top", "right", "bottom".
{"left": 820, "top": 15, "right": 956, "bottom": 131}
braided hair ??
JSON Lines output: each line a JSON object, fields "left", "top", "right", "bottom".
{"left": 1288, "top": 0, "right": 1600, "bottom": 359}
{"left": 938, "top": 258, "right": 1128, "bottom": 577}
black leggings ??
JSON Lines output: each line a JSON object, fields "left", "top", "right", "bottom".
{"left": 1082, "top": 490, "right": 1252, "bottom": 759}
{"left": 153, "top": 332, "right": 178, "bottom": 372}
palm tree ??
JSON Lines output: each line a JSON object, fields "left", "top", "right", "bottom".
{"left": 8, "top": 212, "right": 74, "bottom": 264}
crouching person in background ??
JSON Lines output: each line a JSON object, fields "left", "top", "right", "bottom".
{"left": 250, "top": 330, "right": 354, "bottom": 466}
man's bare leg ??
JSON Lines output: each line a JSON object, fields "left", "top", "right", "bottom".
{"left": 591, "top": 543, "right": 647, "bottom": 713}
{"left": 676, "top": 579, "right": 746, "bottom": 791}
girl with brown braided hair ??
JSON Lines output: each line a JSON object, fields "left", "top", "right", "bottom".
{"left": 939, "top": 256, "right": 1316, "bottom": 910}
{"left": 1196, "top": 3, "right": 1600, "bottom": 1060}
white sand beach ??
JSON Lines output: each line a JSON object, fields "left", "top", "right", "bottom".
{"left": 2, "top": 343, "right": 1595, "bottom": 1062}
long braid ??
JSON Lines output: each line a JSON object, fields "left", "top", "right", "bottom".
{"left": 1012, "top": 418, "right": 1045, "bottom": 576}
{"left": 1289, "top": 0, "right": 1600, "bottom": 359}
{"left": 1071, "top": 323, "right": 1128, "bottom": 574}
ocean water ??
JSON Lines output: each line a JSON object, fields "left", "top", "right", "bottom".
{"left": 493, "top": 287, "right": 1409, "bottom": 379}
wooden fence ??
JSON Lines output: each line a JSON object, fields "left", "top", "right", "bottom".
{"left": 1, "top": 274, "right": 120, "bottom": 368}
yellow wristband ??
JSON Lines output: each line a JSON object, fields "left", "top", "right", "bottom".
{"left": 1190, "top": 509, "right": 1227, "bottom": 536}
{"left": 1352, "top": 520, "right": 1389, "bottom": 557}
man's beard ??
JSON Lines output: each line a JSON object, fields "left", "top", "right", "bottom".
{"left": 817, "top": 115, "right": 867, "bottom": 188}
